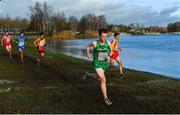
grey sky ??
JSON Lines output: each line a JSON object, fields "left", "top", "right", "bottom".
{"left": 0, "top": 0, "right": 180, "bottom": 26}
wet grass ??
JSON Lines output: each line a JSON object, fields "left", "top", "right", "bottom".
{"left": 0, "top": 39, "right": 180, "bottom": 113}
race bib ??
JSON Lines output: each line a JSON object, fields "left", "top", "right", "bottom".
{"left": 98, "top": 52, "right": 108, "bottom": 61}
{"left": 19, "top": 42, "right": 25, "bottom": 46}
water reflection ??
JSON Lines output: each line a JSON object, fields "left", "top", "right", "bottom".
{"left": 47, "top": 35, "right": 180, "bottom": 79}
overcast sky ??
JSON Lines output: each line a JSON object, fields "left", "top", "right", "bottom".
{"left": 0, "top": 0, "right": 180, "bottom": 26}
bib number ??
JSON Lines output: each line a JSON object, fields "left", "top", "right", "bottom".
{"left": 19, "top": 42, "right": 25, "bottom": 46}
{"left": 98, "top": 52, "right": 108, "bottom": 61}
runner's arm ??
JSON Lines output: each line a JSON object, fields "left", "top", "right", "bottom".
{"left": 34, "top": 38, "right": 40, "bottom": 47}
{"left": 111, "top": 40, "right": 115, "bottom": 49}
{"left": 1, "top": 37, "right": 4, "bottom": 46}
{"left": 107, "top": 41, "right": 113, "bottom": 56}
{"left": 10, "top": 36, "right": 15, "bottom": 42}
{"left": 119, "top": 47, "right": 122, "bottom": 52}
{"left": 111, "top": 40, "right": 119, "bottom": 52}
{"left": 86, "top": 41, "right": 95, "bottom": 59}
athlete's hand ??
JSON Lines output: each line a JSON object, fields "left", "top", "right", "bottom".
{"left": 12, "top": 39, "right": 15, "bottom": 43}
{"left": 106, "top": 56, "right": 111, "bottom": 62}
{"left": 119, "top": 48, "right": 122, "bottom": 52}
{"left": 87, "top": 53, "right": 92, "bottom": 59}
{"left": 113, "top": 49, "right": 118, "bottom": 52}
{"left": 34, "top": 44, "right": 37, "bottom": 47}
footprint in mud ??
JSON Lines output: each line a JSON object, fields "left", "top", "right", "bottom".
{"left": 45, "top": 55, "right": 53, "bottom": 58}
{"left": 82, "top": 71, "right": 98, "bottom": 80}
{"left": 0, "top": 80, "right": 15, "bottom": 85}
{"left": 0, "top": 88, "right": 12, "bottom": 93}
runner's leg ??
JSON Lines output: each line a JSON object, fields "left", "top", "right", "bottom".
{"left": 19, "top": 48, "right": 24, "bottom": 63}
{"left": 110, "top": 59, "right": 115, "bottom": 70}
{"left": 6, "top": 46, "right": 12, "bottom": 58}
{"left": 95, "top": 68, "right": 107, "bottom": 98}
{"left": 37, "top": 52, "right": 44, "bottom": 64}
{"left": 116, "top": 56, "right": 123, "bottom": 75}
{"left": 95, "top": 68, "right": 112, "bottom": 105}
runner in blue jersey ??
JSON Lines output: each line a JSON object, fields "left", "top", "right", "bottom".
{"left": 16, "top": 32, "right": 27, "bottom": 63}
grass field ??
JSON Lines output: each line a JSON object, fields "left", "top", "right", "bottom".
{"left": 0, "top": 39, "right": 180, "bottom": 114}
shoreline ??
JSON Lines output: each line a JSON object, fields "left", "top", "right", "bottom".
{"left": 50, "top": 31, "right": 180, "bottom": 40}
{"left": 0, "top": 40, "right": 180, "bottom": 113}
{"left": 48, "top": 49, "right": 180, "bottom": 81}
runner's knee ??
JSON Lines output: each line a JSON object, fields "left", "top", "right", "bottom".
{"left": 119, "top": 62, "right": 122, "bottom": 67}
{"left": 41, "top": 53, "right": 45, "bottom": 56}
{"left": 100, "top": 77, "right": 106, "bottom": 83}
{"left": 117, "top": 60, "right": 122, "bottom": 66}
{"left": 110, "top": 60, "right": 114, "bottom": 66}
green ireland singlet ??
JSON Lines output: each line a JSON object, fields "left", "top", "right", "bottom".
{"left": 93, "top": 40, "right": 111, "bottom": 69}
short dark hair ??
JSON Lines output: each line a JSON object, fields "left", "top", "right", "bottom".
{"left": 19, "top": 31, "right": 24, "bottom": 35}
{"left": 114, "top": 32, "right": 120, "bottom": 37}
{"left": 98, "top": 28, "right": 108, "bottom": 36}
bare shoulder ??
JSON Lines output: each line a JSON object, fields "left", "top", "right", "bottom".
{"left": 111, "top": 39, "right": 115, "bottom": 43}
{"left": 107, "top": 41, "right": 112, "bottom": 49}
{"left": 92, "top": 41, "right": 97, "bottom": 45}
{"left": 88, "top": 41, "right": 97, "bottom": 47}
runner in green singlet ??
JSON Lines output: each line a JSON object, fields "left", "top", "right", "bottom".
{"left": 86, "top": 28, "right": 113, "bottom": 106}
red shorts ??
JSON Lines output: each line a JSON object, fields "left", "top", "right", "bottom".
{"left": 111, "top": 51, "right": 119, "bottom": 59}
{"left": 5, "top": 42, "right": 11, "bottom": 46}
{"left": 38, "top": 46, "right": 45, "bottom": 53}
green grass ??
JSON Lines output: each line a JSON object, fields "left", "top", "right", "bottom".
{"left": 0, "top": 39, "right": 180, "bottom": 114}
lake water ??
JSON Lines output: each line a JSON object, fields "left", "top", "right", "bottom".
{"left": 47, "top": 34, "right": 180, "bottom": 79}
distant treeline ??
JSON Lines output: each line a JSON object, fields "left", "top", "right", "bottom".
{"left": 0, "top": 1, "right": 179, "bottom": 36}
{"left": 0, "top": 16, "right": 28, "bottom": 33}
{"left": 0, "top": 2, "right": 107, "bottom": 36}
{"left": 27, "top": 2, "right": 107, "bottom": 35}
{"left": 108, "top": 24, "right": 168, "bottom": 34}
{"left": 167, "top": 21, "right": 180, "bottom": 33}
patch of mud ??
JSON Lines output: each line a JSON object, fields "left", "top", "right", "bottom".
{"left": 0, "top": 80, "right": 15, "bottom": 85}
{"left": 46, "top": 55, "right": 53, "bottom": 58}
{"left": 82, "top": 71, "right": 98, "bottom": 80}
{"left": 40, "top": 87, "right": 57, "bottom": 90}
{"left": 145, "top": 79, "right": 180, "bottom": 89}
{"left": 0, "top": 88, "right": 12, "bottom": 93}
{"left": 146, "top": 79, "right": 170, "bottom": 84}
